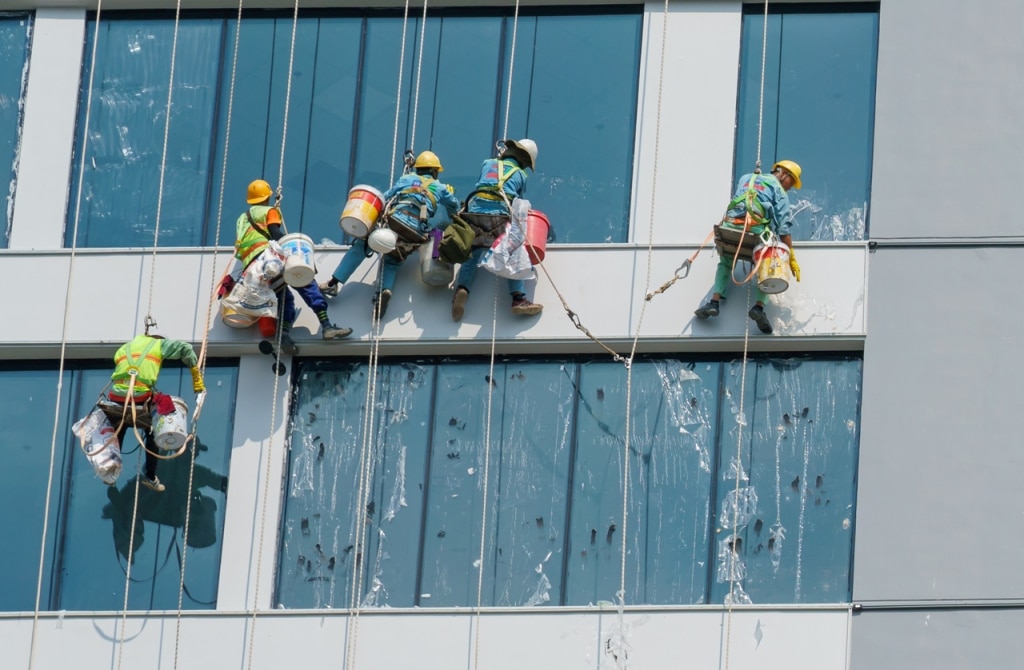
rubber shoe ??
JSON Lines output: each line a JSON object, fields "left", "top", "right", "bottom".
{"left": 694, "top": 299, "right": 720, "bottom": 320}
{"left": 319, "top": 281, "right": 340, "bottom": 299}
{"left": 322, "top": 323, "right": 353, "bottom": 340}
{"left": 140, "top": 475, "right": 165, "bottom": 493}
{"left": 451, "top": 287, "right": 469, "bottom": 322}
{"left": 748, "top": 304, "right": 773, "bottom": 334}
{"left": 511, "top": 296, "right": 543, "bottom": 316}
{"left": 373, "top": 289, "right": 392, "bottom": 320}
{"left": 279, "top": 332, "right": 299, "bottom": 356}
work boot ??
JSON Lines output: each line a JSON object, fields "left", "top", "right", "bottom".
{"left": 322, "top": 323, "right": 353, "bottom": 340}
{"left": 451, "top": 286, "right": 469, "bottom": 322}
{"left": 373, "top": 289, "right": 392, "bottom": 320}
{"left": 694, "top": 299, "right": 720, "bottom": 319}
{"left": 140, "top": 474, "right": 165, "bottom": 493}
{"left": 511, "top": 293, "right": 543, "bottom": 316}
{"left": 748, "top": 304, "right": 773, "bottom": 334}
{"left": 319, "top": 280, "right": 341, "bottom": 299}
{"left": 279, "top": 332, "right": 299, "bottom": 356}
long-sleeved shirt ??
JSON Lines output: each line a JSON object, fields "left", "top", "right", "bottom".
{"left": 466, "top": 157, "right": 529, "bottom": 215}
{"left": 725, "top": 172, "right": 793, "bottom": 238}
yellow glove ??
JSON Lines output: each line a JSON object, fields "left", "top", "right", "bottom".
{"left": 190, "top": 366, "right": 206, "bottom": 393}
{"left": 789, "top": 249, "right": 801, "bottom": 282}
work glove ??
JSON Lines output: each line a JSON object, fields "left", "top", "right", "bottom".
{"left": 788, "top": 248, "right": 801, "bottom": 282}
{"left": 190, "top": 366, "right": 206, "bottom": 393}
{"left": 217, "top": 274, "right": 236, "bottom": 299}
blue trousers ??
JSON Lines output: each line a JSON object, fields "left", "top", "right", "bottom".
{"left": 279, "top": 280, "right": 328, "bottom": 326}
{"left": 455, "top": 247, "right": 524, "bottom": 296}
{"left": 329, "top": 239, "right": 401, "bottom": 292}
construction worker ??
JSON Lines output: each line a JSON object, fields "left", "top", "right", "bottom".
{"left": 105, "top": 327, "right": 205, "bottom": 492}
{"left": 320, "top": 151, "right": 459, "bottom": 319}
{"left": 694, "top": 160, "right": 803, "bottom": 334}
{"left": 451, "top": 139, "right": 542, "bottom": 321}
{"left": 236, "top": 179, "right": 351, "bottom": 351}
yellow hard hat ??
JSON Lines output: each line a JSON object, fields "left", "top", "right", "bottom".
{"left": 414, "top": 150, "right": 443, "bottom": 172}
{"left": 772, "top": 160, "right": 802, "bottom": 189}
{"left": 247, "top": 179, "right": 273, "bottom": 204}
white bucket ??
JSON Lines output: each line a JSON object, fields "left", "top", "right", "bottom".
{"left": 340, "top": 184, "right": 384, "bottom": 239}
{"left": 73, "top": 406, "right": 123, "bottom": 485}
{"left": 152, "top": 396, "right": 189, "bottom": 452}
{"left": 220, "top": 303, "right": 257, "bottom": 328}
{"left": 279, "top": 233, "right": 316, "bottom": 287}
{"left": 420, "top": 234, "right": 454, "bottom": 287}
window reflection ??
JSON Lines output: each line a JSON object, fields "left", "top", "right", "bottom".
{"left": 279, "top": 355, "right": 860, "bottom": 609}
{"left": 735, "top": 8, "right": 878, "bottom": 241}
{"left": 0, "top": 363, "right": 236, "bottom": 612}
{"left": 0, "top": 13, "right": 32, "bottom": 247}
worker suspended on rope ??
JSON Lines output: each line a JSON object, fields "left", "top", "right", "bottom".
{"left": 694, "top": 160, "right": 803, "bottom": 334}
{"left": 232, "top": 179, "right": 352, "bottom": 352}
{"left": 100, "top": 325, "right": 205, "bottom": 492}
{"left": 320, "top": 151, "right": 460, "bottom": 319}
{"left": 451, "top": 138, "right": 542, "bottom": 321}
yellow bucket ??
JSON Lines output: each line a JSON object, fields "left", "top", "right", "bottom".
{"left": 339, "top": 185, "right": 384, "bottom": 239}
{"left": 752, "top": 243, "right": 791, "bottom": 295}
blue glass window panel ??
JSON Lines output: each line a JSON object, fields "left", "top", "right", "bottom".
{"left": 499, "top": 14, "right": 641, "bottom": 244}
{"left": 58, "top": 365, "right": 236, "bottom": 611}
{"left": 0, "top": 368, "right": 72, "bottom": 611}
{"left": 735, "top": 10, "right": 878, "bottom": 241}
{"left": 0, "top": 13, "right": 31, "bottom": 248}
{"left": 277, "top": 361, "right": 433, "bottom": 609}
{"left": 67, "top": 17, "right": 222, "bottom": 247}
{"left": 710, "top": 358, "right": 861, "bottom": 604}
{"left": 565, "top": 359, "right": 717, "bottom": 606}
{"left": 420, "top": 360, "right": 575, "bottom": 607}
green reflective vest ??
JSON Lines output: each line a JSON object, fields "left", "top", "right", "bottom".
{"left": 110, "top": 335, "right": 164, "bottom": 399}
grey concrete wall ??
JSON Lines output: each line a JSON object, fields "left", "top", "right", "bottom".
{"left": 854, "top": 0, "right": 1024, "bottom": 667}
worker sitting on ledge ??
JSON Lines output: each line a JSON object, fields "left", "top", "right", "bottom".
{"left": 694, "top": 160, "right": 803, "bottom": 334}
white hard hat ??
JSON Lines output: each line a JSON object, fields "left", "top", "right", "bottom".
{"left": 367, "top": 227, "right": 398, "bottom": 254}
{"left": 503, "top": 138, "right": 538, "bottom": 170}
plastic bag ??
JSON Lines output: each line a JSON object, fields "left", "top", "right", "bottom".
{"left": 73, "top": 406, "right": 122, "bottom": 485}
{"left": 221, "top": 245, "right": 283, "bottom": 319}
{"left": 480, "top": 199, "right": 535, "bottom": 280}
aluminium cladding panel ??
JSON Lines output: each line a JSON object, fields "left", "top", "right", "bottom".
{"left": 870, "top": 0, "right": 1024, "bottom": 239}
{"left": 4, "top": 608, "right": 851, "bottom": 670}
{"left": 633, "top": 1, "right": 742, "bottom": 245}
{"left": 4, "top": 245, "right": 867, "bottom": 351}
{"left": 855, "top": 246, "right": 1024, "bottom": 602}
{"left": 8, "top": 9, "right": 85, "bottom": 251}
{"left": 851, "top": 609, "right": 1024, "bottom": 670}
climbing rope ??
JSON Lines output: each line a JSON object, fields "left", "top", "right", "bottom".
{"left": 173, "top": 2, "right": 247, "bottom": 668}
{"left": 246, "top": 5, "right": 302, "bottom": 670}
{"left": 27, "top": 4, "right": 106, "bottom": 667}
{"left": 388, "top": 0, "right": 413, "bottom": 185}
{"left": 500, "top": 0, "right": 521, "bottom": 140}
{"left": 471, "top": 277, "right": 501, "bottom": 670}
{"left": 724, "top": 3, "right": 772, "bottom": 667}
{"left": 408, "top": 0, "right": 429, "bottom": 152}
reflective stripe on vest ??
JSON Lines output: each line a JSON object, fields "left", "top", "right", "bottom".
{"left": 111, "top": 335, "right": 163, "bottom": 399}
{"left": 391, "top": 176, "right": 439, "bottom": 219}
{"left": 235, "top": 205, "right": 276, "bottom": 266}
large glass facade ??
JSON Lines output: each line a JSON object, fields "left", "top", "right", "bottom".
{"left": 0, "top": 12, "right": 32, "bottom": 248}
{"left": 735, "top": 5, "right": 879, "bottom": 241}
{"left": 278, "top": 355, "right": 861, "bottom": 608}
{"left": 67, "top": 8, "right": 641, "bottom": 249}
{"left": 0, "top": 362, "right": 237, "bottom": 612}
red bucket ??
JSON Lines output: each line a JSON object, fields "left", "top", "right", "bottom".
{"left": 258, "top": 316, "right": 278, "bottom": 338}
{"left": 525, "top": 210, "right": 550, "bottom": 264}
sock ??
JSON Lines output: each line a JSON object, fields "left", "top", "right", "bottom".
{"left": 316, "top": 310, "right": 330, "bottom": 325}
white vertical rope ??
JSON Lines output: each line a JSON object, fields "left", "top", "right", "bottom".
{"left": 276, "top": 0, "right": 301, "bottom": 190}
{"left": 409, "top": 0, "right": 429, "bottom": 152}
{"left": 500, "top": 0, "right": 521, "bottom": 140}
{"left": 389, "top": 0, "right": 412, "bottom": 184}
{"left": 755, "top": 0, "right": 769, "bottom": 172}
{"left": 246, "top": 5, "right": 302, "bottom": 669}
{"left": 172, "top": 2, "right": 246, "bottom": 667}
{"left": 27, "top": 4, "right": 104, "bottom": 667}
{"left": 145, "top": 0, "right": 183, "bottom": 321}
{"left": 472, "top": 275, "right": 501, "bottom": 670}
